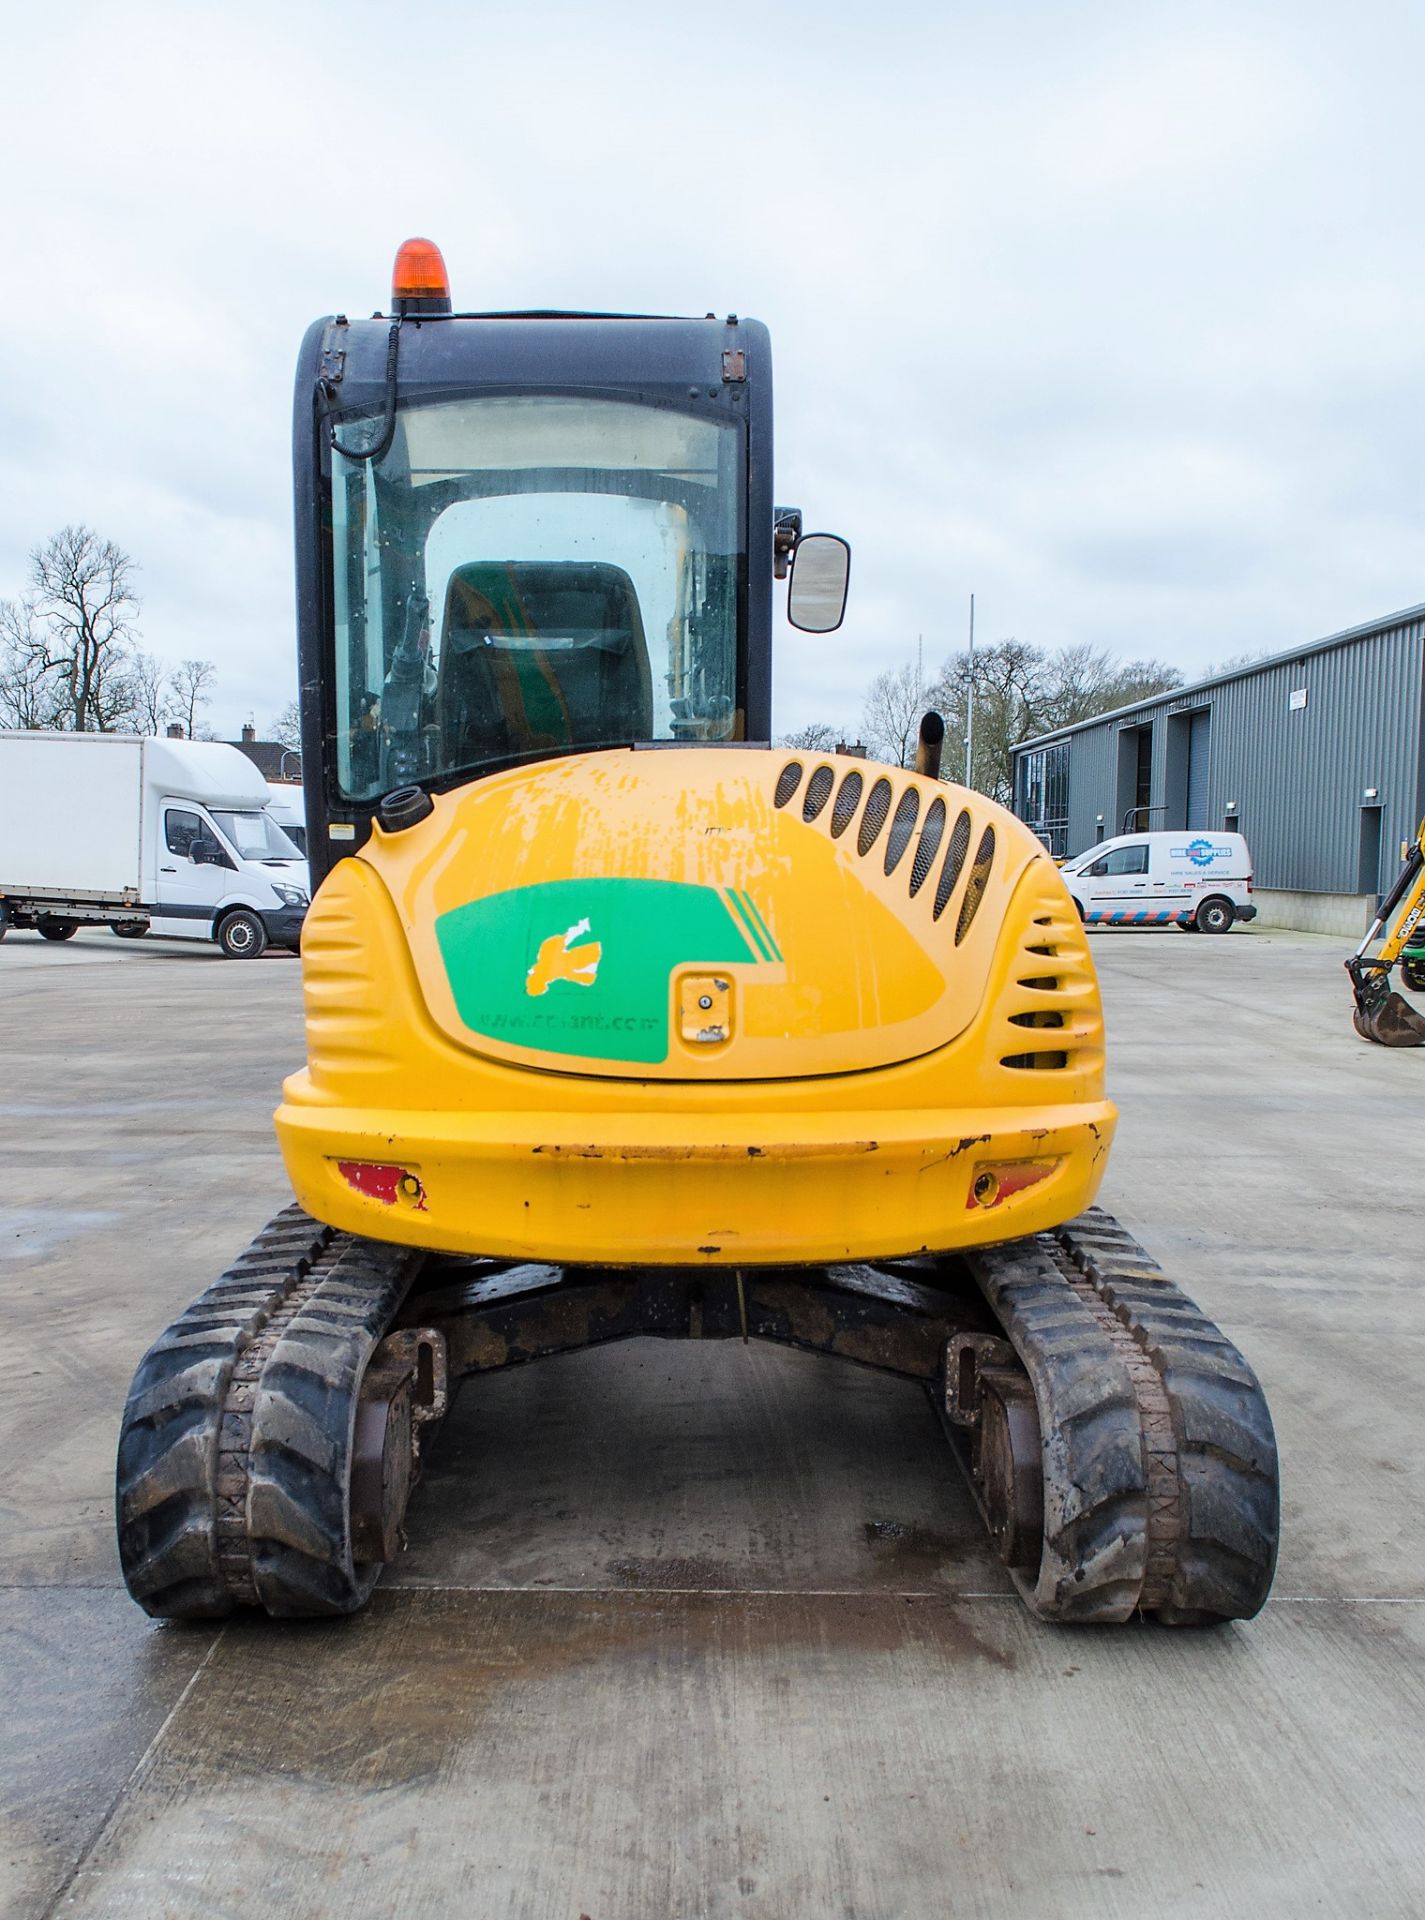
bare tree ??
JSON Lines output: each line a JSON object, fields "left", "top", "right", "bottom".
{"left": 0, "top": 597, "right": 67, "bottom": 728}
{"left": 1104, "top": 657, "right": 1184, "bottom": 708}
{"left": 129, "top": 651, "right": 176, "bottom": 735}
{"left": 1033, "top": 643, "right": 1125, "bottom": 731}
{"left": 861, "top": 661, "right": 927, "bottom": 768}
{"left": 1203, "top": 649, "right": 1270, "bottom": 678}
{"left": 1033, "top": 644, "right": 1182, "bottom": 733}
{"left": 930, "top": 639, "right": 1043, "bottom": 801}
{"left": 923, "top": 638, "right": 1184, "bottom": 803}
{"left": 18, "top": 525, "right": 143, "bottom": 731}
{"left": 271, "top": 699, "right": 302, "bottom": 750}
{"left": 778, "top": 721, "right": 853, "bottom": 752}
{"left": 170, "top": 658, "right": 216, "bottom": 741}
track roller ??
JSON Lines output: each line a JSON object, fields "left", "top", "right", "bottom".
{"left": 977, "top": 1368, "right": 1044, "bottom": 1574}
{"left": 948, "top": 1210, "right": 1279, "bottom": 1625}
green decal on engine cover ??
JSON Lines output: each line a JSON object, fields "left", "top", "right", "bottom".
{"left": 435, "top": 878, "right": 764, "bottom": 1064}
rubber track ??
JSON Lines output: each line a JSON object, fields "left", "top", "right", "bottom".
{"left": 116, "top": 1206, "right": 336, "bottom": 1618}
{"left": 966, "top": 1238, "right": 1152, "bottom": 1623}
{"left": 1056, "top": 1209, "right": 1279, "bottom": 1622}
{"left": 116, "top": 1207, "right": 423, "bottom": 1620}
{"left": 246, "top": 1236, "right": 424, "bottom": 1616}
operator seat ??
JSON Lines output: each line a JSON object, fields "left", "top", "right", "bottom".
{"left": 437, "top": 560, "right": 653, "bottom": 762}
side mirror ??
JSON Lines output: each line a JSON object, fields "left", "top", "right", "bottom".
{"left": 787, "top": 533, "right": 851, "bottom": 634}
{"left": 192, "top": 836, "right": 229, "bottom": 868}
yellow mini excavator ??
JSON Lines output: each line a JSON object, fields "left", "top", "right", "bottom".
{"left": 1347, "top": 821, "right": 1425, "bottom": 1045}
{"left": 116, "top": 240, "right": 1279, "bottom": 1625}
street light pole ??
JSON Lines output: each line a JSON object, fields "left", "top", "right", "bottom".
{"left": 963, "top": 592, "right": 975, "bottom": 787}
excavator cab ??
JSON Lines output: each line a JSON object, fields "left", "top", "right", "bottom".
{"left": 115, "top": 240, "right": 1278, "bottom": 1629}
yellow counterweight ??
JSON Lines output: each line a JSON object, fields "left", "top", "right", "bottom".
{"left": 275, "top": 748, "right": 1116, "bottom": 1263}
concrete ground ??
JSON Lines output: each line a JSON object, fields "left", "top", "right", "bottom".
{"left": 1, "top": 921, "right": 1422, "bottom": 1918}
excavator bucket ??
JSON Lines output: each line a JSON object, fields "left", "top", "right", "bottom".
{"left": 1347, "top": 961, "right": 1425, "bottom": 1046}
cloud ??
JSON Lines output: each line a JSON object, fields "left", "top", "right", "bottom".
{"left": 2, "top": 0, "right": 1422, "bottom": 742}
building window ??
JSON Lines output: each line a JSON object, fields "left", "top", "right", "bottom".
{"left": 1135, "top": 727, "right": 1153, "bottom": 825}
{"left": 1016, "top": 742, "right": 1069, "bottom": 856}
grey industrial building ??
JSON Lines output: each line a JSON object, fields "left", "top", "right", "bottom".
{"left": 1011, "top": 600, "right": 1425, "bottom": 935}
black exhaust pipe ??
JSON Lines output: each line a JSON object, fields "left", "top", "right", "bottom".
{"left": 915, "top": 710, "right": 945, "bottom": 782}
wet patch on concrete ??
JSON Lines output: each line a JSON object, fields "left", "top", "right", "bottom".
{"left": 0, "top": 1589, "right": 214, "bottom": 1920}
{"left": 606, "top": 1552, "right": 742, "bottom": 1590}
{"left": 49, "top": 1596, "right": 1425, "bottom": 1920}
{"left": 861, "top": 1517, "right": 967, "bottom": 1579}
{"left": 64, "top": 1587, "right": 1024, "bottom": 1804}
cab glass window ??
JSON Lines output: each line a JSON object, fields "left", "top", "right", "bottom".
{"left": 1092, "top": 844, "right": 1149, "bottom": 877}
{"left": 165, "top": 808, "right": 202, "bottom": 856}
{"left": 327, "top": 394, "right": 745, "bottom": 799}
{"left": 211, "top": 811, "right": 302, "bottom": 862}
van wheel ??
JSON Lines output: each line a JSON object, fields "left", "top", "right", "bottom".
{"left": 218, "top": 910, "right": 267, "bottom": 959}
{"left": 113, "top": 923, "right": 148, "bottom": 940}
{"left": 38, "top": 919, "right": 78, "bottom": 941}
{"left": 1195, "top": 896, "right": 1234, "bottom": 935}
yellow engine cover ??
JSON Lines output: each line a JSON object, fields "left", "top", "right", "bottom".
{"left": 276, "top": 748, "right": 1116, "bottom": 1264}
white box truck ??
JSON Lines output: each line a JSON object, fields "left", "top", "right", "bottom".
{"left": 265, "top": 781, "right": 307, "bottom": 856}
{"left": 1060, "top": 829, "right": 1257, "bottom": 933}
{"left": 0, "top": 733, "right": 310, "bottom": 957}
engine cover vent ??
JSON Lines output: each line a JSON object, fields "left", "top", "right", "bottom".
{"left": 909, "top": 797, "right": 946, "bottom": 896}
{"left": 858, "top": 777, "right": 894, "bottom": 855}
{"left": 956, "top": 827, "right": 996, "bottom": 945}
{"left": 884, "top": 786, "right": 921, "bottom": 875}
{"left": 829, "top": 770, "right": 863, "bottom": 838}
{"left": 773, "top": 761, "right": 803, "bottom": 809}
{"left": 802, "top": 765, "right": 835, "bottom": 822}
{"left": 933, "top": 810, "right": 973, "bottom": 921}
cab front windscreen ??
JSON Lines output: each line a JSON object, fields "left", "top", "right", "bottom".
{"left": 327, "top": 392, "right": 745, "bottom": 800}
{"left": 212, "top": 810, "right": 303, "bottom": 863}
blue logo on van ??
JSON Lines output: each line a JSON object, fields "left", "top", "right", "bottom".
{"left": 1171, "top": 837, "right": 1229, "bottom": 868}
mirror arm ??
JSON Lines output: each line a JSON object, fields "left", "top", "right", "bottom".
{"left": 773, "top": 506, "right": 803, "bottom": 581}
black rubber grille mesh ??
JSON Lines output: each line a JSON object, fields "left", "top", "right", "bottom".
{"left": 908, "top": 797, "right": 946, "bottom": 896}
{"left": 857, "top": 777, "right": 894, "bottom": 855}
{"left": 932, "top": 809, "right": 973, "bottom": 920}
{"left": 883, "top": 786, "right": 921, "bottom": 875}
{"left": 802, "top": 765, "right": 835, "bottom": 822}
{"left": 955, "top": 826, "right": 996, "bottom": 945}
{"left": 829, "top": 770, "right": 863, "bottom": 838}
{"left": 773, "top": 762, "right": 803, "bottom": 808}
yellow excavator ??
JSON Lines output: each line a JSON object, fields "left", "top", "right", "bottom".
{"left": 115, "top": 240, "right": 1278, "bottom": 1626}
{"left": 1347, "top": 822, "right": 1425, "bottom": 1045}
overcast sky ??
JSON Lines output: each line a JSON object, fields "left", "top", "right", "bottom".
{"left": 2, "top": 0, "right": 1422, "bottom": 741}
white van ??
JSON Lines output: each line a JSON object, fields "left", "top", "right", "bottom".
{"left": 265, "top": 781, "right": 307, "bottom": 857}
{"left": 1060, "top": 831, "right": 1256, "bottom": 934}
{"left": 0, "top": 733, "right": 310, "bottom": 958}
